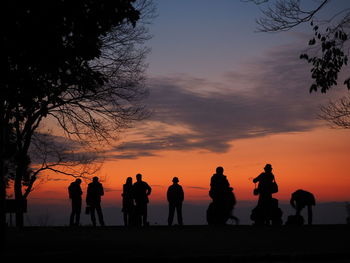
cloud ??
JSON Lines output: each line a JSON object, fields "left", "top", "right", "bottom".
{"left": 28, "top": 44, "right": 347, "bottom": 163}
{"left": 46, "top": 178, "right": 69, "bottom": 182}
{"left": 185, "top": 186, "right": 208, "bottom": 190}
{"left": 109, "top": 43, "right": 347, "bottom": 159}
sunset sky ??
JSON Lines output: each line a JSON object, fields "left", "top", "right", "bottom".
{"left": 24, "top": 0, "right": 350, "bottom": 225}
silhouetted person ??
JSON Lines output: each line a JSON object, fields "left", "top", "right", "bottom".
{"left": 252, "top": 164, "right": 278, "bottom": 225}
{"left": 86, "top": 176, "right": 105, "bottom": 227}
{"left": 68, "top": 178, "right": 82, "bottom": 226}
{"left": 122, "top": 177, "right": 134, "bottom": 227}
{"left": 132, "top": 173, "right": 152, "bottom": 227}
{"left": 209, "top": 166, "right": 230, "bottom": 203}
{"left": 167, "top": 177, "right": 184, "bottom": 226}
{"left": 290, "top": 189, "right": 316, "bottom": 225}
{"left": 207, "top": 166, "right": 237, "bottom": 225}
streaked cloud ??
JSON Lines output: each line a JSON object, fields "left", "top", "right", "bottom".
{"left": 110, "top": 44, "right": 347, "bottom": 159}
{"left": 31, "top": 44, "right": 348, "bottom": 162}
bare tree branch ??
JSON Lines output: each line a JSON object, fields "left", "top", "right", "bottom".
{"left": 319, "top": 95, "right": 350, "bottom": 128}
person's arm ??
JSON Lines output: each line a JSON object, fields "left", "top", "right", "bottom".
{"left": 100, "top": 184, "right": 104, "bottom": 196}
{"left": 166, "top": 187, "right": 170, "bottom": 202}
{"left": 146, "top": 183, "right": 152, "bottom": 196}
{"left": 180, "top": 186, "right": 184, "bottom": 202}
{"left": 253, "top": 174, "right": 260, "bottom": 183}
{"left": 290, "top": 194, "right": 296, "bottom": 209}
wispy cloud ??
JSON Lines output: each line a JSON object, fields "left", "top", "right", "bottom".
{"left": 31, "top": 44, "right": 347, "bottom": 162}
{"left": 108, "top": 44, "right": 346, "bottom": 159}
{"left": 185, "top": 186, "right": 207, "bottom": 190}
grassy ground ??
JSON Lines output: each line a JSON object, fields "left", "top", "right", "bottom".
{"left": 4, "top": 224, "right": 350, "bottom": 262}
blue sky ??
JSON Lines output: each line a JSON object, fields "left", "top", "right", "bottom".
{"left": 147, "top": 0, "right": 302, "bottom": 79}
{"left": 146, "top": 0, "right": 349, "bottom": 80}
{"left": 105, "top": 0, "right": 350, "bottom": 160}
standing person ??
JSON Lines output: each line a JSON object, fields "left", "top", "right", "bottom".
{"left": 132, "top": 173, "right": 152, "bottom": 227}
{"left": 122, "top": 177, "right": 134, "bottom": 227}
{"left": 86, "top": 176, "right": 105, "bottom": 227}
{"left": 252, "top": 163, "right": 278, "bottom": 225}
{"left": 290, "top": 189, "right": 316, "bottom": 225}
{"left": 68, "top": 178, "right": 83, "bottom": 226}
{"left": 167, "top": 177, "right": 184, "bottom": 226}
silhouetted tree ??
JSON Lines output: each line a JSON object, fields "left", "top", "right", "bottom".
{"left": 319, "top": 95, "right": 350, "bottom": 128}
{"left": 246, "top": 0, "right": 350, "bottom": 93}
{"left": 1, "top": 0, "right": 154, "bottom": 227}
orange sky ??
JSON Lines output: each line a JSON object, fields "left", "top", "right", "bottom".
{"left": 27, "top": 126, "right": 350, "bottom": 206}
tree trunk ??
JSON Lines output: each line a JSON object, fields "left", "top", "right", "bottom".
{"left": 0, "top": 157, "right": 6, "bottom": 243}
{"left": 0, "top": 114, "right": 7, "bottom": 243}
{"left": 14, "top": 158, "right": 25, "bottom": 228}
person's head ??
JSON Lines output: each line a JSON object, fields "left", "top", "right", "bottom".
{"left": 264, "top": 164, "right": 272, "bottom": 173}
{"left": 216, "top": 166, "right": 224, "bottom": 175}
{"left": 126, "top": 177, "right": 132, "bottom": 185}
{"left": 92, "top": 176, "right": 99, "bottom": 183}
{"left": 172, "top": 177, "right": 179, "bottom": 184}
{"left": 75, "top": 178, "right": 82, "bottom": 185}
{"left": 136, "top": 173, "right": 142, "bottom": 182}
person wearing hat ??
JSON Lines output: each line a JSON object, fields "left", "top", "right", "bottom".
{"left": 167, "top": 177, "right": 184, "bottom": 226}
{"left": 253, "top": 164, "right": 278, "bottom": 224}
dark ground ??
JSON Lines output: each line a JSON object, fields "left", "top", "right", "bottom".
{"left": 4, "top": 225, "right": 350, "bottom": 262}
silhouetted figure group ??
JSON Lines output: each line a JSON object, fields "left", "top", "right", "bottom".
{"left": 68, "top": 176, "right": 105, "bottom": 227}
{"left": 122, "top": 174, "right": 185, "bottom": 227}
{"left": 68, "top": 164, "right": 317, "bottom": 227}
{"left": 250, "top": 164, "right": 317, "bottom": 226}
{"left": 121, "top": 173, "right": 152, "bottom": 227}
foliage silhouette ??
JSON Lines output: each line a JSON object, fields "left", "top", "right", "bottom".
{"left": 1, "top": 0, "right": 153, "bottom": 227}
{"left": 247, "top": 0, "right": 350, "bottom": 93}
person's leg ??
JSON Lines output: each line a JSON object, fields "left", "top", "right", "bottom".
{"left": 90, "top": 205, "right": 96, "bottom": 227}
{"left": 134, "top": 203, "right": 142, "bottom": 227}
{"left": 176, "top": 203, "right": 183, "bottom": 225}
{"left": 168, "top": 203, "right": 175, "bottom": 226}
{"left": 123, "top": 212, "right": 128, "bottom": 226}
{"left": 307, "top": 205, "right": 313, "bottom": 225}
{"left": 75, "top": 199, "right": 81, "bottom": 226}
{"left": 69, "top": 201, "right": 75, "bottom": 226}
{"left": 142, "top": 204, "right": 148, "bottom": 226}
{"left": 96, "top": 203, "right": 105, "bottom": 226}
